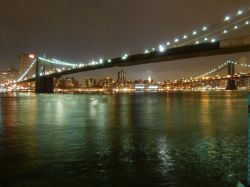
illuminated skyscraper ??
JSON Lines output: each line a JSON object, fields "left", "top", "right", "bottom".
{"left": 18, "top": 53, "right": 35, "bottom": 73}
{"left": 118, "top": 70, "right": 126, "bottom": 85}
{"left": 148, "top": 76, "right": 152, "bottom": 83}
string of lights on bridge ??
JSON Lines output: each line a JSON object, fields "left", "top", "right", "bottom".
{"left": 145, "top": 8, "right": 250, "bottom": 54}
{"left": 38, "top": 57, "right": 78, "bottom": 68}
{"left": 17, "top": 60, "right": 36, "bottom": 82}
{"left": 16, "top": 7, "right": 250, "bottom": 82}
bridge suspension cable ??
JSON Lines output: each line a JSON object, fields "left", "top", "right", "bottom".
{"left": 239, "top": 62, "right": 250, "bottom": 68}
{"left": 38, "top": 57, "right": 78, "bottom": 68}
{"left": 193, "top": 61, "right": 236, "bottom": 79}
{"left": 146, "top": 7, "right": 250, "bottom": 54}
{"left": 17, "top": 60, "right": 36, "bottom": 82}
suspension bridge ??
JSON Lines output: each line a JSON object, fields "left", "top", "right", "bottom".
{"left": 183, "top": 60, "right": 250, "bottom": 90}
{"left": 11, "top": 8, "right": 250, "bottom": 93}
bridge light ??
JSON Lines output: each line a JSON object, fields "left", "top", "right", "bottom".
{"left": 29, "top": 54, "right": 35, "bottom": 59}
{"left": 122, "top": 54, "right": 128, "bottom": 60}
{"left": 202, "top": 26, "right": 207, "bottom": 31}
{"left": 158, "top": 45, "right": 165, "bottom": 52}
{"left": 144, "top": 49, "right": 149, "bottom": 54}
{"left": 99, "top": 59, "right": 103, "bottom": 64}
{"left": 166, "top": 42, "right": 171, "bottom": 46}
{"left": 192, "top": 31, "right": 197, "bottom": 35}
{"left": 108, "top": 59, "right": 112, "bottom": 63}
{"left": 195, "top": 41, "right": 199, "bottom": 44}
{"left": 223, "top": 29, "right": 227, "bottom": 34}
{"left": 245, "top": 21, "right": 249, "bottom": 25}
{"left": 152, "top": 48, "right": 155, "bottom": 51}
{"left": 234, "top": 25, "right": 238, "bottom": 29}
{"left": 211, "top": 38, "right": 216, "bottom": 43}
{"left": 183, "top": 35, "right": 187, "bottom": 39}
{"left": 224, "top": 16, "right": 230, "bottom": 21}
{"left": 237, "top": 10, "right": 243, "bottom": 15}
{"left": 204, "top": 37, "right": 208, "bottom": 41}
{"left": 174, "top": 38, "right": 179, "bottom": 43}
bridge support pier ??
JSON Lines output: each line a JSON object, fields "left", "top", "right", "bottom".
{"left": 226, "top": 79, "right": 237, "bottom": 90}
{"left": 225, "top": 62, "right": 237, "bottom": 90}
{"left": 35, "top": 77, "right": 54, "bottom": 93}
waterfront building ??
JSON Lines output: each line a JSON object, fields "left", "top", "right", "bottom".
{"left": 56, "top": 77, "right": 78, "bottom": 89}
{"left": 117, "top": 70, "right": 126, "bottom": 86}
{"left": 85, "top": 78, "right": 97, "bottom": 88}
{"left": 0, "top": 66, "right": 19, "bottom": 84}
{"left": 103, "top": 77, "right": 113, "bottom": 89}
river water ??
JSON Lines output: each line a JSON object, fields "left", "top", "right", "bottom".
{"left": 0, "top": 92, "right": 247, "bottom": 187}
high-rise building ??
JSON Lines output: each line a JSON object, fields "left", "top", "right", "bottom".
{"left": 118, "top": 70, "right": 126, "bottom": 85}
{"left": 85, "top": 78, "right": 97, "bottom": 88}
{"left": 56, "top": 77, "right": 79, "bottom": 89}
{"left": 103, "top": 77, "right": 113, "bottom": 89}
{"left": 18, "top": 53, "right": 36, "bottom": 73}
{"left": 0, "top": 66, "right": 19, "bottom": 84}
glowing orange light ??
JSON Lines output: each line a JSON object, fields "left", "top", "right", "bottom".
{"left": 29, "top": 54, "right": 35, "bottom": 59}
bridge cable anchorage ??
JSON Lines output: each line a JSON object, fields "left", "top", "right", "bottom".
{"left": 192, "top": 61, "right": 238, "bottom": 80}
{"left": 17, "top": 59, "right": 36, "bottom": 82}
{"left": 154, "top": 8, "right": 250, "bottom": 53}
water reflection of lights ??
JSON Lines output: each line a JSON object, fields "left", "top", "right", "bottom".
{"left": 89, "top": 97, "right": 98, "bottom": 119}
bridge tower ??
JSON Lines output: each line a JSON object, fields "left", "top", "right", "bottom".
{"left": 35, "top": 58, "right": 55, "bottom": 93}
{"left": 225, "top": 62, "right": 237, "bottom": 90}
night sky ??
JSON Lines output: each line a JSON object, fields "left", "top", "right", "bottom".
{"left": 1, "top": 0, "right": 250, "bottom": 82}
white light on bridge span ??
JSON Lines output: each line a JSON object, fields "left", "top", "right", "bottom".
{"left": 122, "top": 54, "right": 128, "bottom": 60}
{"left": 144, "top": 49, "right": 149, "bottom": 54}
{"left": 108, "top": 59, "right": 112, "bottom": 63}
{"left": 166, "top": 42, "right": 171, "bottom": 46}
{"left": 195, "top": 41, "right": 199, "bottom": 44}
{"left": 224, "top": 16, "right": 230, "bottom": 21}
{"left": 237, "top": 10, "right": 243, "bottom": 15}
{"left": 192, "top": 31, "right": 197, "bottom": 35}
{"left": 246, "top": 21, "right": 249, "bottom": 25}
{"left": 223, "top": 30, "right": 228, "bottom": 34}
{"left": 183, "top": 35, "right": 187, "bottom": 39}
{"left": 174, "top": 38, "right": 179, "bottom": 43}
{"left": 204, "top": 38, "right": 208, "bottom": 41}
{"left": 202, "top": 26, "right": 207, "bottom": 31}
{"left": 211, "top": 38, "right": 216, "bottom": 43}
{"left": 158, "top": 45, "right": 166, "bottom": 52}
{"left": 99, "top": 59, "right": 103, "bottom": 64}
{"left": 234, "top": 25, "right": 238, "bottom": 29}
